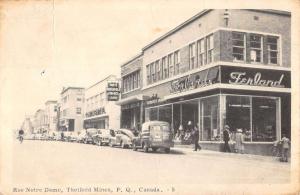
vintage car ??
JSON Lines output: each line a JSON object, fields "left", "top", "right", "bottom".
{"left": 108, "top": 129, "right": 134, "bottom": 148}
{"left": 80, "top": 128, "right": 98, "bottom": 144}
{"left": 94, "top": 129, "right": 111, "bottom": 146}
{"left": 132, "top": 121, "right": 174, "bottom": 153}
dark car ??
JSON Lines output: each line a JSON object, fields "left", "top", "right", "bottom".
{"left": 132, "top": 121, "right": 174, "bottom": 153}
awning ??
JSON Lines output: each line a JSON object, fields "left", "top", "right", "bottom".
{"left": 115, "top": 95, "right": 148, "bottom": 105}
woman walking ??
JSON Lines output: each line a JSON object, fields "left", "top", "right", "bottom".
{"left": 235, "top": 129, "right": 244, "bottom": 154}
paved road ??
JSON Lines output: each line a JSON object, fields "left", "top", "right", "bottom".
{"left": 12, "top": 140, "right": 290, "bottom": 185}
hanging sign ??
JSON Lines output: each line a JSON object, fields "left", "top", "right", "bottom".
{"left": 106, "top": 82, "right": 120, "bottom": 101}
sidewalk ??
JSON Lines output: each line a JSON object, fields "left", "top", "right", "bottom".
{"left": 174, "top": 144, "right": 290, "bottom": 164}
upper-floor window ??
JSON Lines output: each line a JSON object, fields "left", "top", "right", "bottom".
{"left": 168, "top": 53, "right": 174, "bottom": 77}
{"left": 206, "top": 34, "right": 214, "bottom": 64}
{"left": 155, "top": 60, "right": 160, "bottom": 81}
{"left": 77, "top": 97, "right": 82, "bottom": 102}
{"left": 189, "top": 42, "right": 196, "bottom": 69}
{"left": 162, "top": 57, "right": 168, "bottom": 79}
{"left": 146, "top": 65, "right": 150, "bottom": 84}
{"left": 197, "top": 39, "right": 205, "bottom": 66}
{"left": 267, "top": 36, "right": 279, "bottom": 65}
{"left": 174, "top": 50, "right": 180, "bottom": 75}
{"left": 123, "top": 70, "right": 141, "bottom": 92}
{"left": 76, "top": 107, "right": 81, "bottom": 114}
{"left": 250, "top": 34, "right": 263, "bottom": 63}
{"left": 150, "top": 63, "right": 156, "bottom": 83}
{"left": 232, "top": 32, "right": 246, "bottom": 61}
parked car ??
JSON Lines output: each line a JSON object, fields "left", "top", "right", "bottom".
{"left": 64, "top": 132, "right": 77, "bottom": 142}
{"left": 132, "top": 121, "right": 174, "bottom": 153}
{"left": 79, "top": 128, "right": 98, "bottom": 144}
{"left": 34, "top": 133, "right": 43, "bottom": 140}
{"left": 24, "top": 133, "right": 35, "bottom": 140}
{"left": 91, "top": 129, "right": 103, "bottom": 146}
{"left": 109, "top": 129, "right": 134, "bottom": 148}
{"left": 77, "top": 130, "right": 87, "bottom": 143}
{"left": 97, "top": 129, "right": 110, "bottom": 146}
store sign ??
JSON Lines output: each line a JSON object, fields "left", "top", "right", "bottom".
{"left": 121, "top": 102, "right": 141, "bottom": 110}
{"left": 221, "top": 66, "right": 291, "bottom": 88}
{"left": 85, "top": 107, "right": 106, "bottom": 118}
{"left": 106, "top": 82, "right": 120, "bottom": 101}
{"left": 229, "top": 72, "right": 284, "bottom": 87}
{"left": 170, "top": 67, "right": 219, "bottom": 94}
{"left": 145, "top": 94, "right": 161, "bottom": 106}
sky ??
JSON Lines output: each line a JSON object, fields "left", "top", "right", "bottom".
{"left": 0, "top": 0, "right": 208, "bottom": 130}
{"left": 0, "top": 0, "right": 296, "bottom": 131}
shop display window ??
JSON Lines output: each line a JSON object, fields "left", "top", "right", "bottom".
{"left": 158, "top": 105, "right": 172, "bottom": 127}
{"left": 252, "top": 97, "right": 277, "bottom": 142}
{"left": 200, "top": 96, "right": 219, "bottom": 141}
{"left": 226, "top": 96, "right": 251, "bottom": 141}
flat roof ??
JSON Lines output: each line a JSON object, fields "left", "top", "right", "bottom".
{"left": 120, "top": 53, "right": 143, "bottom": 67}
{"left": 86, "top": 74, "right": 119, "bottom": 90}
{"left": 142, "top": 9, "right": 290, "bottom": 51}
{"left": 61, "top": 87, "right": 84, "bottom": 94}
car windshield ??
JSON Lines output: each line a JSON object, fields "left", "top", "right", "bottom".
{"left": 101, "top": 130, "right": 110, "bottom": 135}
{"left": 161, "top": 125, "right": 170, "bottom": 132}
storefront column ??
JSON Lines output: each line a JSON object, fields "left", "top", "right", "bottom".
{"left": 219, "top": 94, "right": 226, "bottom": 139}
{"left": 250, "top": 97, "right": 253, "bottom": 142}
{"left": 277, "top": 97, "right": 281, "bottom": 140}
{"left": 140, "top": 101, "right": 144, "bottom": 130}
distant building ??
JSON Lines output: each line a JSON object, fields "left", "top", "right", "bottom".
{"left": 21, "top": 115, "right": 34, "bottom": 134}
{"left": 33, "top": 109, "right": 46, "bottom": 133}
{"left": 84, "top": 75, "right": 120, "bottom": 130}
{"left": 58, "top": 87, "right": 85, "bottom": 132}
{"left": 44, "top": 100, "right": 58, "bottom": 132}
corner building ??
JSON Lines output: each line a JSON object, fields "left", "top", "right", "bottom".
{"left": 120, "top": 9, "right": 291, "bottom": 155}
{"left": 84, "top": 75, "right": 120, "bottom": 130}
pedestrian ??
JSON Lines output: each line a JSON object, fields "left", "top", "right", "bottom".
{"left": 223, "top": 125, "right": 231, "bottom": 152}
{"left": 235, "top": 129, "right": 244, "bottom": 154}
{"left": 280, "top": 134, "right": 290, "bottom": 162}
{"left": 61, "top": 131, "right": 64, "bottom": 141}
{"left": 192, "top": 126, "right": 201, "bottom": 151}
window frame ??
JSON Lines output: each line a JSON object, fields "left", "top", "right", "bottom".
{"left": 249, "top": 34, "right": 263, "bottom": 64}
{"left": 267, "top": 36, "right": 280, "bottom": 65}
{"left": 232, "top": 31, "right": 246, "bottom": 62}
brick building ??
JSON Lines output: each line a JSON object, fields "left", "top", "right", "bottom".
{"left": 118, "top": 9, "right": 291, "bottom": 155}
{"left": 58, "top": 87, "right": 85, "bottom": 132}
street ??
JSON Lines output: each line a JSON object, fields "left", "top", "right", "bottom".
{"left": 12, "top": 140, "right": 290, "bottom": 185}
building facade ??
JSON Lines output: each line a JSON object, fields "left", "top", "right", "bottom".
{"left": 118, "top": 9, "right": 291, "bottom": 155}
{"left": 44, "top": 100, "right": 58, "bottom": 132}
{"left": 33, "top": 109, "right": 46, "bottom": 133}
{"left": 84, "top": 75, "right": 120, "bottom": 130}
{"left": 58, "top": 87, "right": 85, "bottom": 132}
{"left": 117, "top": 54, "right": 146, "bottom": 130}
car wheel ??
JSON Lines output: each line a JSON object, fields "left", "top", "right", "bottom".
{"left": 165, "top": 148, "right": 170, "bottom": 153}
{"left": 152, "top": 148, "right": 157, "bottom": 152}
{"left": 121, "top": 141, "right": 125, "bottom": 149}
{"left": 142, "top": 143, "right": 148, "bottom": 153}
{"left": 132, "top": 142, "right": 137, "bottom": 151}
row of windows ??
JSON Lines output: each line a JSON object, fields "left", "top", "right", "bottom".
{"left": 122, "top": 70, "right": 141, "bottom": 93}
{"left": 146, "top": 50, "right": 180, "bottom": 85}
{"left": 189, "top": 34, "right": 214, "bottom": 70}
{"left": 232, "top": 32, "right": 279, "bottom": 64}
{"left": 86, "top": 92, "right": 105, "bottom": 111}
{"left": 61, "top": 108, "right": 82, "bottom": 116}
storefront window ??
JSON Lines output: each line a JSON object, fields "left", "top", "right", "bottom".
{"left": 226, "top": 96, "right": 251, "bottom": 141}
{"left": 145, "top": 107, "right": 159, "bottom": 121}
{"left": 252, "top": 97, "right": 277, "bottom": 142}
{"left": 181, "top": 100, "right": 199, "bottom": 131}
{"left": 158, "top": 105, "right": 172, "bottom": 126}
{"left": 200, "top": 96, "right": 219, "bottom": 141}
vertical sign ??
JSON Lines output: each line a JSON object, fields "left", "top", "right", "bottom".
{"left": 106, "top": 82, "right": 120, "bottom": 101}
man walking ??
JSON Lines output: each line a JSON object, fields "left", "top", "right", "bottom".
{"left": 223, "top": 125, "right": 231, "bottom": 152}
{"left": 192, "top": 126, "right": 201, "bottom": 151}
